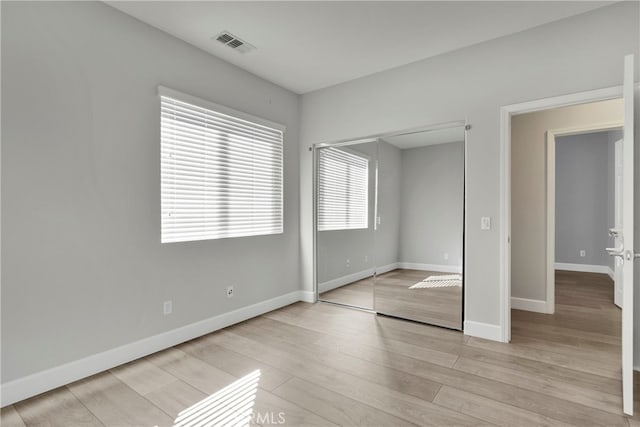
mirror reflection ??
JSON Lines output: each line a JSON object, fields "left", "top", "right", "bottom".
{"left": 316, "top": 140, "right": 377, "bottom": 309}
{"left": 375, "top": 126, "right": 465, "bottom": 329}
{"left": 316, "top": 124, "right": 465, "bottom": 329}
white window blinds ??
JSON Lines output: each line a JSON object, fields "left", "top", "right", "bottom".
{"left": 160, "top": 87, "right": 284, "bottom": 243}
{"left": 317, "top": 147, "right": 369, "bottom": 231}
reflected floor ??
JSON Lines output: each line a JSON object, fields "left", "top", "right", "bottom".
{"left": 319, "top": 276, "right": 374, "bottom": 309}
{"left": 376, "top": 269, "right": 462, "bottom": 329}
{"left": 319, "top": 269, "right": 462, "bottom": 329}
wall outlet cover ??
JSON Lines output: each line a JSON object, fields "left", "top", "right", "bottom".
{"left": 163, "top": 300, "right": 172, "bottom": 315}
{"left": 481, "top": 217, "right": 491, "bottom": 230}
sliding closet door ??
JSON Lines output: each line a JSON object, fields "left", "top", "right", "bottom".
{"left": 374, "top": 126, "right": 465, "bottom": 329}
{"left": 316, "top": 140, "right": 378, "bottom": 310}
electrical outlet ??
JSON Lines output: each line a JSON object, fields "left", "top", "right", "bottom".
{"left": 443, "top": 252, "right": 449, "bottom": 260}
{"left": 579, "top": 250, "right": 586, "bottom": 257}
{"left": 346, "top": 259, "right": 350, "bottom": 268}
{"left": 364, "top": 255, "right": 368, "bottom": 263}
{"left": 226, "top": 286, "right": 234, "bottom": 298}
{"left": 163, "top": 300, "right": 172, "bottom": 315}
{"left": 481, "top": 217, "right": 491, "bottom": 230}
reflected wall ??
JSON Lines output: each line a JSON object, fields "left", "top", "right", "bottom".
{"left": 316, "top": 125, "right": 465, "bottom": 329}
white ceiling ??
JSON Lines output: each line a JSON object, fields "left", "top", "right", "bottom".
{"left": 107, "top": 1, "right": 612, "bottom": 94}
{"left": 383, "top": 126, "right": 465, "bottom": 150}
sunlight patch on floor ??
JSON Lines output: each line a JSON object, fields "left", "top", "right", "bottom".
{"left": 173, "top": 369, "right": 261, "bottom": 427}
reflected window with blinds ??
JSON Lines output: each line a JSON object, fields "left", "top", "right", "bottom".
{"left": 317, "top": 147, "right": 369, "bottom": 231}
{"left": 160, "top": 87, "right": 284, "bottom": 243}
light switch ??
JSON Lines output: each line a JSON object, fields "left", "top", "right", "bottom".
{"left": 481, "top": 217, "right": 491, "bottom": 230}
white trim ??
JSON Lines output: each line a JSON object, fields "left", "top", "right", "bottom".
{"left": 546, "top": 131, "right": 556, "bottom": 315}
{"left": 157, "top": 85, "right": 286, "bottom": 132}
{"left": 297, "top": 291, "right": 316, "bottom": 303}
{"left": 511, "top": 297, "right": 551, "bottom": 314}
{"left": 499, "top": 105, "right": 512, "bottom": 343}
{"left": 0, "top": 290, "right": 306, "bottom": 407}
{"left": 318, "top": 262, "right": 461, "bottom": 294}
{"left": 376, "top": 262, "right": 399, "bottom": 275}
{"left": 397, "top": 262, "right": 462, "bottom": 273}
{"left": 621, "top": 55, "right": 635, "bottom": 416}
{"left": 463, "top": 320, "right": 502, "bottom": 341}
{"left": 318, "top": 268, "right": 376, "bottom": 293}
{"left": 555, "top": 262, "right": 614, "bottom": 275}
{"left": 499, "top": 84, "right": 624, "bottom": 344}
{"left": 607, "top": 267, "right": 614, "bottom": 280}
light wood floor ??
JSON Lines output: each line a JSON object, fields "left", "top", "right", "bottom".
{"left": 319, "top": 269, "right": 462, "bottom": 329}
{"left": 320, "top": 276, "right": 374, "bottom": 309}
{"left": 2, "top": 270, "right": 639, "bottom": 426}
{"left": 375, "top": 269, "right": 462, "bottom": 329}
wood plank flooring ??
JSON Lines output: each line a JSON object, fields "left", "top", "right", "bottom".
{"left": 2, "top": 270, "right": 639, "bottom": 426}
{"left": 375, "top": 269, "right": 462, "bottom": 329}
{"left": 319, "top": 276, "right": 374, "bottom": 309}
{"left": 320, "top": 269, "right": 462, "bottom": 329}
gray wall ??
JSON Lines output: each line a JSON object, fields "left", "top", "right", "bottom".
{"left": 555, "top": 131, "right": 613, "bottom": 268}
{"left": 298, "top": 0, "right": 639, "bottom": 354}
{"left": 399, "top": 142, "right": 464, "bottom": 267}
{"left": 1, "top": 2, "right": 300, "bottom": 383}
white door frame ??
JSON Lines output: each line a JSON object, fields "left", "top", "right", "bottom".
{"left": 545, "top": 122, "right": 623, "bottom": 314}
{"left": 499, "top": 85, "right": 623, "bottom": 343}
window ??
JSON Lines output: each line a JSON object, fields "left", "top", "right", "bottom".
{"left": 317, "top": 147, "right": 369, "bottom": 231}
{"left": 160, "top": 87, "right": 284, "bottom": 243}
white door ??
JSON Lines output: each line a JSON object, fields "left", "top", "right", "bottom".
{"left": 612, "top": 54, "right": 635, "bottom": 416}
{"left": 612, "top": 139, "right": 623, "bottom": 308}
{"left": 607, "top": 54, "right": 635, "bottom": 416}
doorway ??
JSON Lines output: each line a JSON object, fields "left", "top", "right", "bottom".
{"left": 510, "top": 100, "right": 623, "bottom": 316}
{"left": 549, "top": 126, "right": 624, "bottom": 311}
{"left": 499, "top": 57, "right": 636, "bottom": 415}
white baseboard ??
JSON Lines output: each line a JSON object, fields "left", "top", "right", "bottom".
{"left": 397, "top": 262, "right": 462, "bottom": 273}
{"left": 511, "top": 297, "right": 551, "bottom": 314}
{"left": 297, "top": 290, "right": 316, "bottom": 303}
{"left": 319, "top": 262, "right": 462, "bottom": 293}
{"left": 555, "top": 262, "right": 612, "bottom": 276}
{"left": 606, "top": 267, "right": 614, "bottom": 280}
{"left": 318, "top": 268, "right": 376, "bottom": 293}
{"left": 463, "top": 320, "right": 503, "bottom": 342}
{"left": 376, "top": 263, "right": 399, "bottom": 275}
{"left": 0, "top": 290, "right": 307, "bottom": 407}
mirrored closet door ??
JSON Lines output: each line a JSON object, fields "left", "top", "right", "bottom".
{"left": 316, "top": 139, "right": 377, "bottom": 310}
{"left": 315, "top": 124, "right": 465, "bottom": 330}
{"left": 374, "top": 126, "right": 465, "bottom": 329}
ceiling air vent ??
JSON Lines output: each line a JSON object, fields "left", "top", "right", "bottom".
{"left": 214, "top": 31, "right": 256, "bottom": 54}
